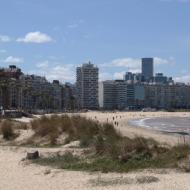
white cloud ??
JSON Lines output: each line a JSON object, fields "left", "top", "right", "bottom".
{"left": 102, "top": 57, "right": 173, "bottom": 73}
{"left": 111, "top": 58, "right": 140, "bottom": 71}
{"left": 36, "top": 63, "right": 127, "bottom": 82}
{"left": 33, "top": 61, "right": 75, "bottom": 82}
{"left": 0, "top": 35, "right": 11, "bottom": 42}
{"left": 99, "top": 72, "right": 112, "bottom": 81}
{"left": 113, "top": 71, "right": 126, "bottom": 80}
{"left": 49, "top": 66, "right": 75, "bottom": 81}
{"left": 174, "top": 75, "right": 190, "bottom": 84}
{"left": 36, "top": 61, "right": 49, "bottom": 69}
{"left": 17, "top": 31, "right": 54, "bottom": 43}
{"left": 154, "top": 57, "right": 168, "bottom": 65}
{"left": 4, "top": 56, "right": 24, "bottom": 64}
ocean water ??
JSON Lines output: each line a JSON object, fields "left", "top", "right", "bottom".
{"left": 128, "top": 117, "right": 190, "bottom": 135}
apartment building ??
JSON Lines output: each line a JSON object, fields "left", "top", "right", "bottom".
{"left": 99, "top": 80, "right": 145, "bottom": 110}
{"left": 76, "top": 62, "right": 99, "bottom": 109}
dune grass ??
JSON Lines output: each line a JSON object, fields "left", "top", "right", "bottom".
{"left": 0, "top": 119, "right": 29, "bottom": 141}
{"left": 31, "top": 114, "right": 190, "bottom": 173}
{"left": 34, "top": 144, "right": 190, "bottom": 173}
{"left": 0, "top": 120, "right": 16, "bottom": 140}
{"left": 30, "top": 114, "right": 119, "bottom": 146}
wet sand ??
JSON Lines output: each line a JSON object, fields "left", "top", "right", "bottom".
{"left": 79, "top": 111, "right": 190, "bottom": 145}
{"left": 129, "top": 117, "right": 190, "bottom": 135}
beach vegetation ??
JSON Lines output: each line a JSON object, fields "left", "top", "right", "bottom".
{"left": 0, "top": 120, "right": 16, "bottom": 140}
{"left": 32, "top": 115, "right": 190, "bottom": 173}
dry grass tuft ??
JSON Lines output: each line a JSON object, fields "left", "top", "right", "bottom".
{"left": 30, "top": 115, "right": 120, "bottom": 146}
{"left": 0, "top": 120, "right": 16, "bottom": 140}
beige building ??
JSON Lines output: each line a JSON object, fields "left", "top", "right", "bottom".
{"left": 144, "top": 83, "right": 190, "bottom": 109}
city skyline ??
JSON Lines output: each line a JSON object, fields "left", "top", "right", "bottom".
{"left": 0, "top": 0, "right": 190, "bottom": 83}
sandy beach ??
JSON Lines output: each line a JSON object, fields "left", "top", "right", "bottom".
{"left": 0, "top": 146, "right": 190, "bottom": 190}
{"left": 1, "top": 111, "right": 190, "bottom": 190}
{"left": 79, "top": 111, "right": 190, "bottom": 145}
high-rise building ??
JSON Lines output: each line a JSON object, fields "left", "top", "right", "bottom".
{"left": 99, "top": 80, "right": 145, "bottom": 110}
{"left": 124, "top": 72, "right": 134, "bottom": 81}
{"left": 144, "top": 83, "right": 190, "bottom": 109}
{"left": 124, "top": 72, "right": 143, "bottom": 83}
{"left": 153, "top": 73, "right": 174, "bottom": 84}
{"left": 99, "top": 80, "right": 117, "bottom": 110}
{"left": 154, "top": 73, "right": 168, "bottom": 84}
{"left": 142, "top": 58, "right": 154, "bottom": 81}
{"left": 76, "top": 62, "right": 99, "bottom": 109}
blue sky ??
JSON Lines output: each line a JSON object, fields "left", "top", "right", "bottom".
{"left": 0, "top": 0, "right": 190, "bottom": 83}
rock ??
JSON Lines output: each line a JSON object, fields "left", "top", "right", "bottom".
{"left": 44, "top": 169, "right": 51, "bottom": 175}
{"left": 26, "top": 151, "right": 39, "bottom": 160}
{"left": 21, "top": 158, "right": 26, "bottom": 162}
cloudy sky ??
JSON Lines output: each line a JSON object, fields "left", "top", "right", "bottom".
{"left": 0, "top": 0, "right": 190, "bottom": 83}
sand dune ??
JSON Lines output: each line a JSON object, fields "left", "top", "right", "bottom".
{"left": 0, "top": 146, "right": 189, "bottom": 190}
{"left": 1, "top": 111, "right": 190, "bottom": 190}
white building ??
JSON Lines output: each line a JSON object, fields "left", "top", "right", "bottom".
{"left": 99, "top": 80, "right": 145, "bottom": 110}
{"left": 76, "top": 62, "right": 99, "bottom": 109}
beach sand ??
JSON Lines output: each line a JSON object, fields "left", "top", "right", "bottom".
{"left": 0, "top": 146, "right": 190, "bottom": 190}
{"left": 79, "top": 111, "right": 190, "bottom": 145}
{"left": 1, "top": 111, "right": 190, "bottom": 190}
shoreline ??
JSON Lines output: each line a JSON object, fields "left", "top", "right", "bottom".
{"left": 13, "top": 111, "right": 190, "bottom": 145}
{"left": 128, "top": 117, "right": 190, "bottom": 136}
{"left": 12, "top": 111, "right": 190, "bottom": 145}
{"left": 78, "top": 111, "right": 190, "bottom": 146}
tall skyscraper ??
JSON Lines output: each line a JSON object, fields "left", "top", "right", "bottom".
{"left": 76, "top": 62, "right": 99, "bottom": 109}
{"left": 142, "top": 58, "right": 154, "bottom": 81}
